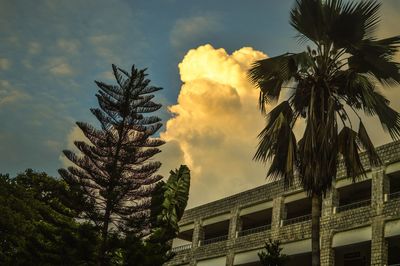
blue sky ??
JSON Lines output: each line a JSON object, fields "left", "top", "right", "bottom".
{"left": 1, "top": 0, "right": 400, "bottom": 205}
{"left": 0, "top": 0, "right": 295, "bottom": 176}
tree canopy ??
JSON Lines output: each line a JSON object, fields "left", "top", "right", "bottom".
{"left": 0, "top": 170, "right": 98, "bottom": 266}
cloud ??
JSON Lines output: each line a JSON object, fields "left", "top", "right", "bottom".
{"left": 170, "top": 14, "right": 222, "bottom": 50}
{"left": 59, "top": 124, "right": 88, "bottom": 167}
{"left": 161, "top": 44, "right": 269, "bottom": 207}
{"left": 46, "top": 57, "right": 74, "bottom": 76}
{"left": 156, "top": 140, "right": 186, "bottom": 178}
{"left": 57, "top": 39, "right": 80, "bottom": 54}
{"left": 0, "top": 58, "right": 11, "bottom": 70}
{"left": 0, "top": 80, "right": 30, "bottom": 107}
{"left": 88, "top": 34, "right": 121, "bottom": 63}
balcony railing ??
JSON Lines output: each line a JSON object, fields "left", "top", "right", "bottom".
{"left": 282, "top": 214, "right": 311, "bottom": 226}
{"left": 337, "top": 199, "right": 371, "bottom": 212}
{"left": 238, "top": 224, "right": 271, "bottom": 237}
{"left": 171, "top": 243, "right": 192, "bottom": 253}
{"left": 389, "top": 191, "right": 400, "bottom": 200}
{"left": 201, "top": 235, "right": 228, "bottom": 246}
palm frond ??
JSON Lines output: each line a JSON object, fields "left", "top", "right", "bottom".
{"left": 337, "top": 126, "right": 365, "bottom": 181}
{"left": 254, "top": 101, "right": 297, "bottom": 185}
{"left": 297, "top": 98, "right": 338, "bottom": 196}
{"left": 267, "top": 129, "right": 297, "bottom": 187}
{"left": 290, "top": 0, "right": 324, "bottom": 43}
{"left": 248, "top": 52, "right": 313, "bottom": 112}
{"left": 334, "top": 71, "right": 400, "bottom": 139}
{"left": 348, "top": 36, "right": 400, "bottom": 85}
{"left": 357, "top": 121, "right": 381, "bottom": 166}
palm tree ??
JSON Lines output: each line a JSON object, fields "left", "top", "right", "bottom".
{"left": 248, "top": 1, "right": 400, "bottom": 265}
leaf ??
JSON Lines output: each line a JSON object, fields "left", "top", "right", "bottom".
{"left": 151, "top": 165, "right": 190, "bottom": 241}
{"left": 254, "top": 101, "right": 297, "bottom": 186}
{"left": 337, "top": 127, "right": 365, "bottom": 181}
{"left": 290, "top": 0, "right": 325, "bottom": 43}
{"left": 334, "top": 71, "right": 400, "bottom": 139}
{"left": 348, "top": 36, "right": 400, "bottom": 85}
{"left": 357, "top": 121, "right": 381, "bottom": 167}
{"left": 248, "top": 52, "right": 313, "bottom": 112}
{"left": 328, "top": 0, "right": 381, "bottom": 48}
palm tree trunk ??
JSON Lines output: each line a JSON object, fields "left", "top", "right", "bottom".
{"left": 311, "top": 193, "right": 321, "bottom": 266}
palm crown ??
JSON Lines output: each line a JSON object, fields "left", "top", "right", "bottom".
{"left": 249, "top": 0, "right": 400, "bottom": 196}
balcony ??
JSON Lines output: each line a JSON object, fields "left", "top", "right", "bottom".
{"left": 337, "top": 179, "right": 371, "bottom": 213}
{"left": 336, "top": 199, "right": 371, "bottom": 212}
{"left": 201, "top": 234, "right": 228, "bottom": 245}
{"left": 202, "top": 219, "right": 230, "bottom": 246}
{"left": 171, "top": 243, "right": 192, "bottom": 253}
{"left": 282, "top": 214, "right": 311, "bottom": 226}
{"left": 239, "top": 208, "right": 272, "bottom": 238}
{"left": 283, "top": 197, "right": 312, "bottom": 226}
{"left": 390, "top": 191, "right": 400, "bottom": 200}
{"left": 238, "top": 224, "right": 271, "bottom": 237}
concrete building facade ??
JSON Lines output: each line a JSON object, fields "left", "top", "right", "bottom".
{"left": 166, "top": 141, "right": 400, "bottom": 266}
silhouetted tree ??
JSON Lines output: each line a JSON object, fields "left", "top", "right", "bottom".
{"left": 249, "top": 1, "right": 400, "bottom": 265}
{"left": 59, "top": 64, "right": 165, "bottom": 266}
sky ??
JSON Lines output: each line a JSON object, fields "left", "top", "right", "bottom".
{"left": 1, "top": 0, "right": 399, "bottom": 208}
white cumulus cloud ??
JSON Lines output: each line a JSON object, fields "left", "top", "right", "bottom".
{"left": 159, "top": 44, "right": 271, "bottom": 207}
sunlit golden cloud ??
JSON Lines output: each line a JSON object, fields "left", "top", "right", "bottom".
{"left": 158, "top": 44, "right": 271, "bottom": 207}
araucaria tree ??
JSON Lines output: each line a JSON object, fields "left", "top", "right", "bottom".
{"left": 249, "top": 1, "right": 400, "bottom": 265}
{"left": 59, "top": 64, "right": 165, "bottom": 265}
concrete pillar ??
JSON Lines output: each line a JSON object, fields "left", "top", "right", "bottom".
{"left": 371, "top": 165, "right": 388, "bottom": 266}
{"left": 228, "top": 205, "right": 241, "bottom": 240}
{"left": 225, "top": 206, "right": 241, "bottom": 266}
{"left": 192, "top": 219, "right": 203, "bottom": 248}
{"left": 271, "top": 196, "right": 285, "bottom": 239}
{"left": 226, "top": 251, "right": 235, "bottom": 266}
{"left": 371, "top": 166, "right": 387, "bottom": 216}
{"left": 371, "top": 218, "right": 388, "bottom": 266}
{"left": 320, "top": 227, "right": 335, "bottom": 266}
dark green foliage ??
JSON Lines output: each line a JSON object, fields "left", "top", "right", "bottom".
{"left": 123, "top": 165, "right": 191, "bottom": 266}
{"left": 59, "top": 64, "right": 165, "bottom": 264}
{"left": 151, "top": 165, "right": 190, "bottom": 238}
{"left": 258, "top": 239, "right": 288, "bottom": 266}
{"left": 85, "top": 166, "right": 191, "bottom": 266}
{"left": 0, "top": 170, "right": 98, "bottom": 266}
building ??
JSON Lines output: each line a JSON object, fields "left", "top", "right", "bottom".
{"left": 166, "top": 141, "right": 400, "bottom": 266}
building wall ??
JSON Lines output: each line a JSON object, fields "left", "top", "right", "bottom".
{"left": 166, "top": 141, "right": 400, "bottom": 266}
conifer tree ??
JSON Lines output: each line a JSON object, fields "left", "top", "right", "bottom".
{"left": 59, "top": 64, "right": 165, "bottom": 266}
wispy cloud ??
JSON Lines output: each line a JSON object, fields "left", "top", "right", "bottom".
{"left": 0, "top": 80, "right": 30, "bottom": 107}
{"left": 57, "top": 39, "right": 80, "bottom": 54}
{"left": 46, "top": 57, "right": 74, "bottom": 76}
{"left": 170, "top": 14, "right": 222, "bottom": 50}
